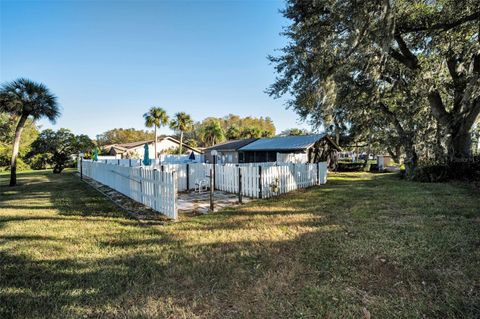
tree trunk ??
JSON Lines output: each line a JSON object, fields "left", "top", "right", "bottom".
{"left": 10, "top": 114, "right": 28, "bottom": 186}
{"left": 450, "top": 126, "right": 472, "bottom": 161}
{"left": 378, "top": 102, "right": 419, "bottom": 174}
{"left": 53, "top": 165, "right": 64, "bottom": 174}
{"left": 387, "top": 144, "right": 401, "bottom": 163}
{"left": 179, "top": 131, "right": 183, "bottom": 155}
{"left": 154, "top": 126, "right": 157, "bottom": 160}
{"left": 403, "top": 141, "right": 418, "bottom": 177}
{"left": 363, "top": 143, "right": 371, "bottom": 167}
{"left": 434, "top": 120, "right": 445, "bottom": 162}
{"left": 334, "top": 125, "right": 340, "bottom": 145}
{"left": 428, "top": 90, "right": 480, "bottom": 162}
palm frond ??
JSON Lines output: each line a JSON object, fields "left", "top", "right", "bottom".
{"left": 0, "top": 78, "right": 61, "bottom": 122}
{"left": 144, "top": 106, "right": 169, "bottom": 128}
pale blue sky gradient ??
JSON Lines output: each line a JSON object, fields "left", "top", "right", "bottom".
{"left": 1, "top": 0, "right": 311, "bottom": 137}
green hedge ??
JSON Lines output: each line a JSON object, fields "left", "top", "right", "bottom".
{"left": 407, "top": 160, "right": 480, "bottom": 182}
{"left": 337, "top": 162, "right": 367, "bottom": 172}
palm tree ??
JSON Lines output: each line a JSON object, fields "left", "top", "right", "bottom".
{"left": 202, "top": 119, "right": 225, "bottom": 146}
{"left": 169, "top": 112, "right": 193, "bottom": 154}
{"left": 143, "top": 107, "right": 169, "bottom": 159}
{"left": 0, "top": 78, "right": 60, "bottom": 186}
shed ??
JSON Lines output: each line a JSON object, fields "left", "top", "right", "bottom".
{"left": 204, "top": 138, "right": 258, "bottom": 163}
{"left": 238, "top": 134, "right": 341, "bottom": 164}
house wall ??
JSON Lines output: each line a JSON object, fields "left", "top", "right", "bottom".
{"left": 205, "top": 150, "right": 238, "bottom": 164}
{"left": 119, "top": 140, "right": 198, "bottom": 159}
{"left": 240, "top": 151, "right": 278, "bottom": 163}
{"left": 239, "top": 150, "right": 311, "bottom": 163}
{"left": 277, "top": 152, "right": 308, "bottom": 163}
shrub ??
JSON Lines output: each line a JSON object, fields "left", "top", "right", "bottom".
{"left": 447, "top": 160, "right": 480, "bottom": 181}
{"left": 0, "top": 158, "right": 31, "bottom": 172}
{"left": 337, "top": 162, "right": 365, "bottom": 172}
{"left": 28, "top": 153, "right": 51, "bottom": 170}
{"left": 409, "top": 159, "right": 480, "bottom": 183}
{"left": 410, "top": 165, "right": 449, "bottom": 182}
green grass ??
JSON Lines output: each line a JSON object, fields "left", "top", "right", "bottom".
{"left": 1, "top": 170, "right": 479, "bottom": 318}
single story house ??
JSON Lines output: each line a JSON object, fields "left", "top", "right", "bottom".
{"left": 205, "top": 134, "right": 341, "bottom": 164}
{"left": 238, "top": 134, "right": 341, "bottom": 164}
{"left": 204, "top": 138, "right": 259, "bottom": 163}
{"left": 104, "top": 136, "right": 202, "bottom": 159}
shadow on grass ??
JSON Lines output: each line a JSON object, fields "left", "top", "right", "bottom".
{"left": 1, "top": 171, "right": 479, "bottom": 318}
{"left": 1, "top": 170, "right": 132, "bottom": 219}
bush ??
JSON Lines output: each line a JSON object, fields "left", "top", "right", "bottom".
{"left": 28, "top": 153, "right": 51, "bottom": 170}
{"left": 448, "top": 160, "right": 480, "bottom": 181}
{"left": 0, "top": 158, "right": 31, "bottom": 172}
{"left": 410, "top": 165, "right": 449, "bottom": 182}
{"left": 337, "top": 162, "right": 366, "bottom": 172}
{"left": 409, "top": 159, "right": 480, "bottom": 183}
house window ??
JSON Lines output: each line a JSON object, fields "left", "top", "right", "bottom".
{"left": 256, "top": 152, "right": 267, "bottom": 163}
{"left": 239, "top": 152, "right": 244, "bottom": 163}
{"left": 267, "top": 151, "right": 277, "bottom": 162}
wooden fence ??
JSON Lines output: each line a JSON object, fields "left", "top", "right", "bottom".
{"left": 80, "top": 160, "right": 177, "bottom": 219}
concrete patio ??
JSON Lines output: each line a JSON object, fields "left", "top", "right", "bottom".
{"left": 177, "top": 190, "right": 252, "bottom": 215}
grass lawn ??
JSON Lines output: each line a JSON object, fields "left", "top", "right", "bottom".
{"left": 1, "top": 170, "right": 479, "bottom": 318}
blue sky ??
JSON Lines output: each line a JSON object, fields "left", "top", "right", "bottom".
{"left": 1, "top": 0, "right": 310, "bottom": 137}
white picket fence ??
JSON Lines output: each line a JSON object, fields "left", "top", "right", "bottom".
{"left": 158, "top": 154, "right": 205, "bottom": 163}
{"left": 102, "top": 158, "right": 204, "bottom": 167}
{"left": 79, "top": 159, "right": 328, "bottom": 219}
{"left": 80, "top": 160, "right": 177, "bottom": 219}
{"left": 214, "top": 162, "right": 328, "bottom": 199}
{"left": 161, "top": 163, "right": 212, "bottom": 191}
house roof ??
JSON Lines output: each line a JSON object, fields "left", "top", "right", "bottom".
{"left": 116, "top": 140, "right": 152, "bottom": 149}
{"left": 205, "top": 138, "right": 259, "bottom": 152}
{"left": 105, "top": 136, "right": 203, "bottom": 154}
{"left": 163, "top": 136, "right": 203, "bottom": 153}
{"left": 239, "top": 134, "right": 341, "bottom": 152}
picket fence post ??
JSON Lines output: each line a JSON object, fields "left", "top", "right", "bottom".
{"left": 209, "top": 168, "right": 214, "bottom": 212}
{"left": 258, "top": 165, "right": 263, "bottom": 199}
{"left": 238, "top": 166, "right": 243, "bottom": 204}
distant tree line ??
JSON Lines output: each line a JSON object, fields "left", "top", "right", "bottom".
{"left": 97, "top": 128, "right": 154, "bottom": 146}
{"left": 185, "top": 114, "right": 276, "bottom": 147}
{"left": 97, "top": 113, "right": 277, "bottom": 149}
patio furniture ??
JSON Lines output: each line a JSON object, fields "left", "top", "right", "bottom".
{"left": 194, "top": 179, "right": 209, "bottom": 193}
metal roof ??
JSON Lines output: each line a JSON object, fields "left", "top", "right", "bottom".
{"left": 239, "top": 134, "right": 328, "bottom": 151}
{"left": 205, "top": 138, "right": 259, "bottom": 151}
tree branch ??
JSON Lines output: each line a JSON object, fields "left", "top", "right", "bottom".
{"left": 446, "top": 55, "right": 465, "bottom": 114}
{"left": 464, "top": 99, "right": 480, "bottom": 130}
{"left": 388, "top": 35, "right": 421, "bottom": 70}
{"left": 396, "top": 35, "right": 420, "bottom": 69}
{"left": 428, "top": 90, "right": 452, "bottom": 126}
{"left": 396, "top": 11, "right": 480, "bottom": 35}
{"left": 389, "top": 49, "right": 416, "bottom": 70}
{"left": 377, "top": 102, "right": 406, "bottom": 136}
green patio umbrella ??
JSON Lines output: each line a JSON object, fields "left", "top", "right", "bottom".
{"left": 142, "top": 143, "right": 151, "bottom": 166}
{"left": 93, "top": 148, "right": 98, "bottom": 161}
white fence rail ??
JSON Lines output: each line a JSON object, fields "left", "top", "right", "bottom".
{"left": 214, "top": 162, "right": 328, "bottom": 199}
{"left": 79, "top": 160, "right": 328, "bottom": 218}
{"left": 80, "top": 160, "right": 177, "bottom": 219}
